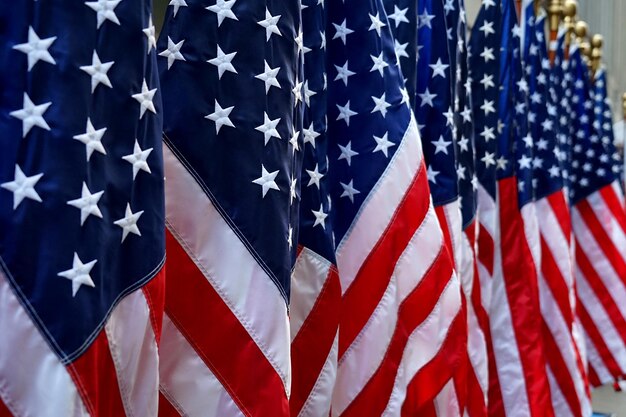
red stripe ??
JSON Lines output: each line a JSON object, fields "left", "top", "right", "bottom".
{"left": 165, "top": 229, "right": 289, "bottom": 417}
{"left": 401, "top": 310, "right": 466, "bottom": 416}
{"left": 67, "top": 330, "right": 127, "bottom": 417}
{"left": 436, "top": 205, "right": 455, "bottom": 263}
{"left": 587, "top": 365, "right": 601, "bottom": 387}
{"left": 576, "top": 299, "right": 624, "bottom": 379}
{"left": 477, "top": 223, "right": 494, "bottom": 275}
{"left": 576, "top": 199, "right": 626, "bottom": 280}
{"left": 0, "top": 397, "right": 13, "bottom": 417}
{"left": 464, "top": 360, "right": 487, "bottom": 417}
{"left": 339, "top": 163, "right": 428, "bottom": 358}
{"left": 546, "top": 191, "right": 571, "bottom": 245}
{"left": 600, "top": 185, "right": 626, "bottom": 234}
{"left": 486, "top": 316, "right": 506, "bottom": 417}
{"left": 574, "top": 241, "right": 626, "bottom": 343}
{"left": 498, "top": 178, "right": 554, "bottom": 417}
{"left": 158, "top": 392, "right": 182, "bottom": 417}
{"left": 342, "top": 247, "right": 456, "bottom": 416}
{"left": 541, "top": 320, "right": 582, "bottom": 417}
{"left": 290, "top": 267, "right": 341, "bottom": 416}
{"left": 142, "top": 267, "right": 166, "bottom": 344}
{"left": 539, "top": 235, "right": 573, "bottom": 326}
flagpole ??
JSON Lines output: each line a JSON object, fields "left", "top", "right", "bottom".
{"left": 547, "top": 0, "right": 563, "bottom": 64}
{"left": 562, "top": 0, "right": 577, "bottom": 60}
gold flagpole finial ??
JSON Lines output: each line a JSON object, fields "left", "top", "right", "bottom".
{"left": 547, "top": 0, "right": 563, "bottom": 64}
{"left": 622, "top": 92, "right": 626, "bottom": 120}
{"left": 562, "top": 0, "right": 577, "bottom": 59}
{"left": 591, "top": 34, "right": 603, "bottom": 74}
{"left": 575, "top": 20, "right": 588, "bottom": 43}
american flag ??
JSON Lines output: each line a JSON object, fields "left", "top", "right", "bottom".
{"left": 447, "top": 0, "right": 489, "bottom": 415}
{"left": 468, "top": 0, "right": 505, "bottom": 413}
{"left": 156, "top": 0, "right": 301, "bottom": 414}
{"left": 568, "top": 44, "right": 626, "bottom": 388}
{"left": 290, "top": 1, "right": 341, "bottom": 416}
{"left": 472, "top": 0, "right": 555, "bottom": 415}
{"left": 326, "top": 0, "right": 462, "bottom": 414}
{"left": 0, "top": 2, "right": 165, "bottom": 416}
{"left": 415, "top": 0, "right": 466, "bottom": 414}
{"left": 524, "top": 4, "right": 592, "bottom": 415}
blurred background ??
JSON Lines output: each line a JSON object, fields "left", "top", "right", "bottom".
{"left": 152, "top": 0, "right": 626, "bottom": 414}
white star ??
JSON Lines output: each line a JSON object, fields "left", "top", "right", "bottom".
{"left": 371, "top": 93, "right": 391, "bottom": 117}
{"left": 516, "top": 78, "right": 528, "bottom": 93}
{"left": 483, "top": 0, "right": 496, "bottom": 9}
{"left": 306, "top": 164, "right": 324, "bottom": 189}
{"left": 418, "top": 9, "right": 435, "bottom": 28}
{"left": 1, "top": 165, "right": 43, "bottom": 209}
{"left": 58, "top": 253, "right": 97, "bottom": 297}
{"left": 368, "top": 13, "right": 386, "bottom": 36}
{"left": 255, "top": 113, "right": 281, "bottom": 145}
{"left": 333, "top": 19, "right": 353, "bottom": 44}
{"left": 131, "top": 79, "right": 157, "bottom": 119}
{"left": 80, "top": 51, "right": 114, "bottom": 93}
{"left": 289, "top": 176, "right": 297, "bottom": 204}
{"left": 205, "top": 100, "right": 235, "bottom": 133}
{"left": 312, "top": 204, "right": 328, "bottom": 229}
{"left": 444, "top": 0, "right": 456, "bottom": 14}
{"left": 13, "top": 27, "right": 56, "bottom": 71}
{"left": 480, "top": 74, "right": 495, "bottom": 89}
{"left": 429, "top": 58, "right": 449, "bottom": 78}
{"left": 340, "top": 180, "right": 360, "bottom": 202}
{"left": 533, "top": 157, "right": 543, "bottom": 169}
{"left": 169, "top": 0, "right": 188, "bottom": 17}
{"left": 303, "top": 81, "right": 316, "bottom": 106}
{"left": 207, "top": 0, "right": 238, "bottom": 26}
{"left": 512, "top": 24, "right": 522, "bottom": 38}
{"left": 114, "top": 203, "right": 144, "bottom": 242}
{"left": 334, "top": 61, "right": 355, "bottom": 86}
{"left": 479, "top": 20, "right": 495, "bottom": 37}
{"left": 548, "top": 165, "right": 560, "bottom": 177}
{"left": 457, "top": 165, "right": 466, "bottom": 180}
{"left": 159, "top": 37, "right": 186, "bottom": 69}
{"left": 287, "top": 226, "right": 293, "bottom": 249}
{"left": 481, "top": 152, "right": 496, "bottom": 167}
{"left": 458, "top": 136, "right": 469, "bottom": 152}
{"left": 289, "top": 127, "right": 299, "bottom": 154}
{"left": 85, "top": 0, "right": 122, "bottom": 28}
{"left": 373, "top": 132, "right": 395, "bottom": 157}
{"left": 480, "top": 47, "right": 495, "bottom": 62}
{"left": 427, "top": 165, "right": 440, "bottom": 183}
{"left": 481, "top": 99, "right": 495, "bottom": 115}
{"left": 257, "top": 8, "right": 282, "bottom": 41}
{"left": 496, "top": 156, "right": 508, "bottom": 170}
{"left": 292, "top": 80, "right": 303, "bottom": 105}
{"left": 122, "top": 140, "right": 153, "bottom": 179}
{"left": 388, "top": 6, "right": 409, "bottom": 26}
{"left": 252, "top": 165, "right": 280, "bottom": 197}
{"left": 443, "top": 107, "right": 454, "bottom": 126}
{"left": 73, "top": 118, "right": 107, "bottom": 161}
{"left": 143, "top": 15, "right": 157, "bottom": 54}
{"left": 461, "top": 107, "right": 472, "bottom": 122}
{"left": 67, "top": 182, "right": 104, "bottom": 225}
{"left": 208, "top": 46, "right": 237, "bottom": 79}
{"left": 303, "top": 122, "right": 320, "bottom": 148}
{"left": 255, "top": 60, "right": 281, "bottom": 93}
{"left": 522, "top": 134, "right": 533, "bottom": 148}
{"left": 418, "top": 88, "right": 437, "bottom": 107}
{"left": 395, "top": 40, "right": 409, "bottom": 59}
{"left": 432, "top": 135, "right": 452, "bottom": 154}
{"left": 336, "top": 101, "right": 357, "bottom": 126}
{"left": 338, "top": 141, "right": 358, "bottom": 166}
{"left": 10, "top": 93, "right": 51, "bottom": 138}
{"left": 370, "top": 52, "right": 388, "bottom": 76}
{"left": 518, "top": 154, "right": 532, "bottom": 169}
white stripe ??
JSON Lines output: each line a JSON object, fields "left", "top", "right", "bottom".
{"left": 575, "top": 273, "right": 626, "bottom": 373}
{"left": 105, "top": 289, "right": 159, "bottom": 417}
{"left": 521, "top": 202, "right": 541, "bottom": 273}
{"left": 332, "top": 208, "right": 443, "bottom": 415}
{"left": 490, "top": 214, "right": 532, "bottom": 417}
{"left": 0, "top": 269, "right": 89, "bottom": 417}
{"left": 611, "top": 180, "right": 625, "bottom": 203}
{"left": 477, "top": 183, "right": 496, "bottom": 238}
{"left": 582, "top": 327, "right": 613, "bottom": 385}
{"left": 163, "top": 144, "right": 291, "bottom": 393}
{"left": 444, "top": 200, "right": 463, "bottom": 272}
{"left": 336, "top": 118, "right": 423, "bottom": 295}
{"left": 572, "top": 206, "right": 626, "bottom": 323}
{"left": 587, "top": 190, "right": 626, "bottom": 264}
{"left": 298, "top": 333, "right": 338, "bottom": 417}
{"left": 290, "top": 248, "right": 333, "bottom": 341}
{"left": 545, "top": 366, "right": 575, "bottom": 417}
{"left": 159, "top": 314, "right": 245, "bottom": 417}
{"left": 382, "top": 276, "right": 461, "bottom": 417}
{"left": 434, "top": 380, "right": 461, "bottom": 417}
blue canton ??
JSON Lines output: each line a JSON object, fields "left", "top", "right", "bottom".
{"left": 0, "top": 2, "right": 165, "bottom": 362}
{"left": 157, "top": 0, "right": 303, "bottom": 301}
{"left": 416, "top": 0, "right": 458, "bottom": 206}
{"left": 326, "top": 0, "right": 411, "bottom": 244}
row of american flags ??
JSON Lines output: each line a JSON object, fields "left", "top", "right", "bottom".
{"left": 0, "top": 0, "right": 624, "bottom": 416}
